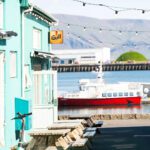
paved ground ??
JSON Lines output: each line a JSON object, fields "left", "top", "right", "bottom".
{"left": 91, "top": 120, "right": 150, "bottom": 150}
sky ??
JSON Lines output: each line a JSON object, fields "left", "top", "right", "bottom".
{"left": 34, "top": 0, "right": 150, "bottom": 20}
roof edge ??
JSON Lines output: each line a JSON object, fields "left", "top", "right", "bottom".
{"left": 31, "top": 4, "right": 58, "bottom": 25}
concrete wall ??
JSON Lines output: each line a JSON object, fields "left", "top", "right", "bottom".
{"left": 58, "top": 114, "right": 150, "bottom": 120}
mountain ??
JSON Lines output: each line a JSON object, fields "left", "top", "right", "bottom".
{"left": 52, "top": 14, "right": 150, "bottom": 61}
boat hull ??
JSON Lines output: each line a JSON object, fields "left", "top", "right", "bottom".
{"left": 58, "top": 96, "right": 141, "bottom": 106}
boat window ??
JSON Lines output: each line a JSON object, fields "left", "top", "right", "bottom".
{"left": 124, "top": 92, "right": 128, "bottom": 96}
{"left": 119, "top": 92, "right": 123, "bottom": 96}
{"left": 102, "top": 93, "right": 107, "bottom": 97}
{"left": 113, "top": 93, "right": 117, "bottom": 97}
{"left": 107, "top": 93, "right": 112, "bottom": 97}
{"left": 129, "top": 92, "right": 134, "bottom": 96}
{"left": 137, "top": 92, "right": 140, "bottom": 96}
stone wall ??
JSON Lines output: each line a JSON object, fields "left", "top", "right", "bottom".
{"left": 58, "top": 114, "right": 150, "bottom": 120}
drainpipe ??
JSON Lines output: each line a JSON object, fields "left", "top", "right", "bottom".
{"left": 21, "top": 5, "right": 33, "bottom": 97}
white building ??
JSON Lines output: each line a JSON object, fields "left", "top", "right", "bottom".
{"left": 52, "top": 48, "right": 110, "bottom": 65}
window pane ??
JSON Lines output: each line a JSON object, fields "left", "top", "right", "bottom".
{"left": 119, "top": 92, "right": 123, "bottom": 96}
{"left": 113, "top": 93, "right": 117, "bottom": 97}
{"left": 102, "top": 93, "right": 106, "bottom": 97}
{"left": 129, "top": 92, "right": 134, "bottom": 96}
{"left": 33, "top": 28, "right": 41, "bottom": 49}
{"left": 107, "top": 93, "right": 112, "bottom": 97}
{"left": 124, "top": 92, "right": 128, "bottom": 96}
{"left": 24, "top": 65, "right": 32, "bottom": 89}
{"left": 10, "top": 51, "right": 17, "bottom": 78}
{"left": 0, "top": 2, "right": 3, "bottom": 29}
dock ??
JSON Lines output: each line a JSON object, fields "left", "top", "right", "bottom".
{"left": 52, "top": 63, "right": 150, "bottom": 72}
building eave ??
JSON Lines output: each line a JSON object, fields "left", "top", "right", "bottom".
{"left": 29, "top": 5, "right": 58, "bottom": 26}
{"left": 31, "top": 50, "right": 56, "bottom": 59}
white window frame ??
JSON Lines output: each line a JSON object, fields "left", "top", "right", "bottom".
{"left": 24, "top": 64, "right": 32, "bottom": 89}
{"left": 10, "top": 51, "right": 17, "bottom": 78}
{"left": 0, "top": 1, "right": 3, "bottom": 29}
{"left": 33, "top": 28, "right": 42, "bottom": 50}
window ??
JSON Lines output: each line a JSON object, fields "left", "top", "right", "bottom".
{"left": 119, "top": 92, "right": 123, "bottom": 97}
{"left": 10, "top": 51, "right": 17, "bottom": 78}
{"left": 102, "top": 93, "right": 106, "bottom": 97}
{"left": 33, "top": 28, "right": 41, "bottom": 49}
{"left": 0, "top": 1, "right": 3, "bottom": 29}
{"left": 137, "top": 92, "right": 141, "bottom": 96}
{"left": 113, "top": 93, "right": 117, "bottom": 97}
{"left": 24, "top": 65, "right": 32, "bottom": 89}
{"left": 107, "top": 93, "right": 112, "bottom": 97}
{"left": 129, "top": 92, "right": 134, "bottom": 96}
{"left": 124, "top": 92, "right": 128, "bottom": 96}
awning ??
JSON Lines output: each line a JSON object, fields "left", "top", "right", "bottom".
{"left": 0, "top": 30, "right": 17, "bottom": 39}
{"left": 31, "top": 50, "right": 55, "bottom": 59}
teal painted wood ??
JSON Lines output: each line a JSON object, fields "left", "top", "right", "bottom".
{"left": 23, "top": 14, "right": 52, "bottom": 104}
{"left": 0, "top": 0, "right": 57, "bottom": 149}
{"left": 15, "top": 97, "right": 30, "bottom": 131}
{"left": 0, "top": 1, "right": 22, "bottom": 150}
{"left": 20, "top": 0, "right": 29, "bottom": 8}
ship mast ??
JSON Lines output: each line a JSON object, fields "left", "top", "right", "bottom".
{"left": 97, "top": 61, "right": 103, "bottom": 80}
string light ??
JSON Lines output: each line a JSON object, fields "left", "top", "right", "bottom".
{"left": 119, "top": 30, "right": 122, "bottom": 35}
{"left": 83, "top": 27, "right": 86, "bottom": 31}
{"left": 60, "top": 22, "right": 149, "bottom": 35}
{"left": 99, "top": 28, "right": 102, "bottom": 33}
{"left": 83, "top": 2, "right": 86, "bottom": 6}
{"left": 67, "top": 24, "right": 70, "bottom": 28}
{"left": 72, "top": 0, "right": 150, "bottom": 14}
{"left": 26, "top": 12, "right": 52, "bottom": 26}
{"left": 142, "top": 10, "right": 145, "bottom": 14}
{"left": 62, "top": 32, "right": 145, "bottom": 48}
{"left": 115, "top": 10, "right": 118, "bottom": 14}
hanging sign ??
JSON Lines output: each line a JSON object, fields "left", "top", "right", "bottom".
{"left": 49, "top": 30, "right": 63, "bottom": 44}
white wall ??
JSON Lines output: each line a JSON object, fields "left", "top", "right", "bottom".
{"left": 52, "top": 48, "right": 111, "bottom": 64}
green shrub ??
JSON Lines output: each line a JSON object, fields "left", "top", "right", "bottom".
{"left": 116, "top": 51, "right": 147, "bottom": 62}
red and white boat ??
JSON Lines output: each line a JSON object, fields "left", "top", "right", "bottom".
{"left": 58, "top": 64, "right": 145, "bottom": 106}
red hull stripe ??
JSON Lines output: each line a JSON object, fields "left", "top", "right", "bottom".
{"left": 58, "top": 97, "right": 141, "bottom": 106}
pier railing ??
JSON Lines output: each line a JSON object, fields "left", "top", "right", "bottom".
{"left": 52, "top": 63, "right": 150, "bottom": 72}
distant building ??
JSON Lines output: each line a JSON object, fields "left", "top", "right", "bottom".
{"left": 52, "top": 48, "right": 111, "bottom": 65}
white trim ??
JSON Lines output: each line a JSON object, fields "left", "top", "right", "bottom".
{"left": 10, "top": 51, "right": 17, "bottom": 78}
{"left": 0, "top": 1, "right": 3, "bottom": 29}
{"left": 33, "top": 28, "right": 41, "bottom": 50}
{"left": 24, "top": 65, "right": 32, "bottom": 89}
{"left": 0, "top": 52, "right": 5, "bottom": 147}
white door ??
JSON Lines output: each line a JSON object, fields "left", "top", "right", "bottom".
{"left": 0, "top": 52, "right": 5, "bottom": 147}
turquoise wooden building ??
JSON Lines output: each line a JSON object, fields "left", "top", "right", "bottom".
{"left": 0, "top": 0, "right": 58, "bottom": 149}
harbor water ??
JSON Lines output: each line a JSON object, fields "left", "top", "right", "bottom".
{"left": 58, "top": 71, "right": 150, "bottom": 116}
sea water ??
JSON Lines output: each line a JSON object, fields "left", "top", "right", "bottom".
{"left": 58, "top": 71, "right": 150, "bottom": 116}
